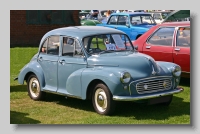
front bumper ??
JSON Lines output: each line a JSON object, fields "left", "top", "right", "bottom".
{"left": 113, "top": 87, "right": 184, "bottom": 101}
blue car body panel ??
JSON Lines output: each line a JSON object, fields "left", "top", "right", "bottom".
{"left": 97, "top": 12, "right": 157, "bottom": 41}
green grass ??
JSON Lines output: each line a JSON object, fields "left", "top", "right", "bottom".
{"left": 10, "top": 47, "right": 190, "bottom": 124}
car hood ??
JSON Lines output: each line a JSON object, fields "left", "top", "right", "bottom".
{"left": 87, "top": 51, "right": 161, "bottom": 78}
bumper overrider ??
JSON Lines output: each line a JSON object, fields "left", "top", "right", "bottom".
{"left": 113, "top": 87, "right": 184, "bottom": 101}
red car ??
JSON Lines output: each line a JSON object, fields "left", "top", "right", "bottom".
{"left": 133, "top": 21, "right": 190, "bottom": 78}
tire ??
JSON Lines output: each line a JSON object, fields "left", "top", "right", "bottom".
{"left": 92, "top": 83, "right": 116, "bottom": 115}
{"left": 27, "top": 74, "right": 45, "bottom": 101}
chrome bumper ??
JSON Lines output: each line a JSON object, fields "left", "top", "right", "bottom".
{"left": 113, "top": 87, "right": 184, "bottom": 101}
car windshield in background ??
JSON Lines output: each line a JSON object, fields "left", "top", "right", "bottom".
{"left": 130, "top": 15, "right": 156, "bottom": 25}
{"left": 83, "top": 34, "right": 134, "bottom": 55}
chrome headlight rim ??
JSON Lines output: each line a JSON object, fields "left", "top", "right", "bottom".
{"left": 120, "top": 72, "right": 131, "bottom": 83}
{"left": 172, "top": 65, "right": 181, "bottom": 77}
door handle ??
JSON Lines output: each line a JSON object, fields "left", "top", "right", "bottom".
{"left": 114, "top": 27, "right": 117, "bottom": 29}
{"left": 58, "top": 59, "right": 65, "bottom": 65}
{"left": 38, "top": 57, "right": 43, "bottom": 61}
{"left": 146, "top": 46, "right": 151, "bottom": 49}
{"left": 175, "top": 48, "right": 180, "bottom": 51}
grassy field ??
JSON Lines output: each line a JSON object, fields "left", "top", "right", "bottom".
{"left": 10, "top": 47, "right": 190, "bottom": 124}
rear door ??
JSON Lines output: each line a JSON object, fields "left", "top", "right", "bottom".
{"left": 173, "top": 27, "right": 190, "bottom": 73}
{"left": 38, "top": 36, "right": 60, "bottom": 92}
{"left": 142, "top": 27, "right": 175, "bottom": 62}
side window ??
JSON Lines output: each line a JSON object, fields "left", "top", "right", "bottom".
{"left": 40, "top": 39, "right": 48, "bottom": 54}
{"left": 62, "top": 37, "right": 75, "bottom": 56}
{"left": 176, "top": 27, "right": 190, "bottom": 47}
{"left": 131, "top": 16, "right": 142, "bottom": 25}
{"left": 118, "top": 15, "right": 128, "bottom": 25}
{"left": 153, "top": 13, "right": 161, "bottom": 19}
{"left": 108, "top": 15, "right": 118, "bottom": 25}
{"left": 46, "top": 36, "right": 60, "bottom": 55}
{"left": 148, "top": 27, "right": 175, "bottom": 46}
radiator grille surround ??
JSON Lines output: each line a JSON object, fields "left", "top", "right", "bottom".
{"left": 135, "top": 78, "right": 172, "bottom": 94}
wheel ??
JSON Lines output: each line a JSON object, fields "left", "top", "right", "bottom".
{"left": 92, "top": 83, "right": 116, "bottom": 115}
{"left": 27, "top": 74, "right": 45, "bottom": 101}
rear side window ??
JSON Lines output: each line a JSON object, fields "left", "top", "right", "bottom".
{"left": 176, "top": 27, "right": 190, "bottom": 47}
{"left": 148, "top": 27, "right": 175, "bottom": 46}
{"left": 40, "top": 36, "right": 60, "bottom": 55}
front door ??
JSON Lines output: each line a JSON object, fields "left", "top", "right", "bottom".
{"left": 142, "top": 27, "right": 175, "bottom": 62}
{"left": 57, "top": 37, "right": 87, "bottom": 97}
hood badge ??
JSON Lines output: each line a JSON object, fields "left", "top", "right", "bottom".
{"left": 152, "top": 65, "right": 156, "bottom": 75}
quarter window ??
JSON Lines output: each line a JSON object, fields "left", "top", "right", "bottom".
{"left": 148, "top": 27, "right": 175, "bottom": 46}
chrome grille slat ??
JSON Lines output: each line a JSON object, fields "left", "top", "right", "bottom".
{"left": 135, "top": 78, "right": 172, "bottom": 94}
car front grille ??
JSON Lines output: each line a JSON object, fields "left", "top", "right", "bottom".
{"left": 136, "top": 78, "right": 172, "bottom": 94}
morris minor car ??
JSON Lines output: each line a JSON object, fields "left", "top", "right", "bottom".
{"left": 15, "top": 26, "right": 184, "bottom": 115}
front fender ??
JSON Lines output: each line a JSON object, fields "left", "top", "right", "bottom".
{"left": 81, "top": 67, "right": 130, "bottom": 99}
{"left": 17, "top": 61, "right": 45, "bottom": 88}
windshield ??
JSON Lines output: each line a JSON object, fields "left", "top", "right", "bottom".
{"left": 82, "top": 34, "right": 134, "bottom": 55}
{"left": 130, "top": 15, "right": 156, "bottom": 25}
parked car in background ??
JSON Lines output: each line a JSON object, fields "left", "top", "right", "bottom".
{"left": 150, "top": 11, "right": 171, "bottom": 24}
{"left": 133, "top": 21, "right": 190, "bottom": 78}
{"left": 97, "top": 12, "right": 157, "bottom": 41}
{"left": 15, "top": 26, "right": 184, "bottom": 115}
{"left": 97, "top": 10, "right": 115, "bottom": 22}
{"left": 162, "top": 10, "right": 190, "bottom": 23}
{"left": 79, "top": 11, "right": 102, "bottom": 26}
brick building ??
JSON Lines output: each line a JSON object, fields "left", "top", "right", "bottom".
{"left": 10, "top": 10, "right": 81, "bottom": 47}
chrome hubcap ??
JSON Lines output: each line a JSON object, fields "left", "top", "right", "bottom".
{"left": 95, "top": 88, "right": 107, "bottom": 112}
{"left": 97, "top": 94, "right": 105, "bottom": 107}
{"left": 29, "top": 77, "right": 40, "bottom": 98}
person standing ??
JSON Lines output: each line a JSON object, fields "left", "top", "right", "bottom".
{"left": 91, "top": 10, "right": 99, "bottom": 20}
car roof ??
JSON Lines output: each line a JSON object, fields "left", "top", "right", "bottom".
{"left": 41, "top": 26, "right": 126, "bottom": 43}
{"left": 111, "top": 12, "right": 151, "bottom": 16}
{"left": 159, "top": 21, "right": 190, "bottom": 26}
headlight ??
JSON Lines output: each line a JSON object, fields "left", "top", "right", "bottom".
{"left": 172, "top": 66, "right": 181, "bottom": 77}
{"left": 120, "top": 72, "right": 131, "bottom": 83}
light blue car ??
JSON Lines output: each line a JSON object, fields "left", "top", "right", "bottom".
{"left": 15, "top": 26, "right": 183, "bottom": 115}
{"left": 97, "top": 12, "right": 157, "bottom": 41}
